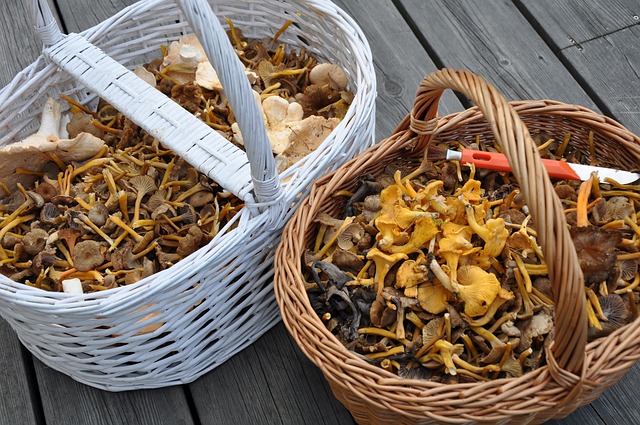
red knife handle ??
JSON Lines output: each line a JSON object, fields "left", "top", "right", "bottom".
{"left": 459, "top": 149, "right": 581, "bottom": 180}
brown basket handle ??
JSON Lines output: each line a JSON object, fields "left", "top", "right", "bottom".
{"left": 409, "top": 69, "right": 588, "bottom": 381}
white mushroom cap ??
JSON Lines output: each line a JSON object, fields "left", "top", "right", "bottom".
{"left": 309, "top": 63, "right": 348, "bottom": 90}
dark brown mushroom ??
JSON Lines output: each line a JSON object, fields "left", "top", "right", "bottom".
{"left": 88, "top": 202, "right": 109, "bottom": 227}
{"left": 40, "top": 202, "right": 63, "bottom": 226}
{"left": 30, "top": 249, "right": 58, "bottom": 274}
{"left": 588, "top": 294, "right": 630, "bottom": 341}
{"left": 22, "top": 228, "right": 49, "bottom": 256}
{"left": 188, "top": 190, "right": 214, "bottom": 208}
{"left": 570, "top": 226, "right": 621, "bottom": 285}
{"left": 331, "top": 248, "right": 364, "bottom": 274}
{"left": 0, "top": 190, "right": 26, "bottom": 213}
{"left": 73, "top": 240, "right": 104, "bottom": 272}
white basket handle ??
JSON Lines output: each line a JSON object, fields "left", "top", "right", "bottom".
{"left": 27, "top": 0, "right": 281, "bottom": 206}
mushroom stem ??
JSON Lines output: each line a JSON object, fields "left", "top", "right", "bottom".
{"left": 109, "top": 215, "right": 144, "bottom": 242}
{"left": 0, "top": 200, "right": 33, "bottom": 229}
{"left": 77, "top": 215, "right": 114, "bottom": 245}
{"left": 118, "top": 190, "right": 129, "bottom": 222}
{"left": 56, "top": 241, "right": 74, "bottom": 267}
{"left": 576, "top": 179, "right": 593, "bottom": 227}
{"left": 313, "top": 224, "right": 328, "bottom": 253}
{"left": 555, "top": 133, "right": 571, "bottom": 157}
{"left": 452, "top": 354, "right": 500, "bottom": 375}
{"left": 70, "top": 158, "right": 111, "bottom": 179}
{"left": 585, "top": 287, "right": 608, "bottom": 321}
{"left": 173, "top": 182, "right": 206, "bottom": 203}
{"left": 358, "top": 327, "right": 408, "bottom": 343}
{"left": 313, "top": 216, "right": 355, "bottom": 261}
{"left": 514, "top": 268, "right": 534, "bottom": 319}
{"left": 60, "top": 94, "right": 97, "bottom": 117}
{"left": 518, "top": 348, "right": 533, "bottom": 367}
{"left": 586, "top": 297, "right": 603, "bottom": 330}
{"left": 429, "top": 258, "right": 454, "bottom": 293}
{"left": 74, "top": 197, "right": 92, "bottom": 211}
{"left": 444, "top": 312, "right": 452, "bottom": 342}
{"left": 454, "top": 368, "right": 492, "bottom": 382}
{"left": 613, "top": 274, "right": 640, "bottom": 295}
{"left": 405, "top": 311, "right": 425, "bottom": 330}
{"left": 626, "top": 289, "right": 639, "bottom": 319}
{"left": 433, "top": 339, "right": 460, "bottom": 376}
{"left": 0, "top": 215, "right": 35, "bottom": 251}
{"left": 514, "top": 255, "right": 533, "bottom": 293}
{"left": 471, "top": 326, "right": 505, "bottom": 349}
{"left": 617, "top": 252, "right": 640, "bottom": 261}
{"left": 364, "top": 345, "right": 405, "bottom": 360}
{"left": 461, "top": 334, "right": 480, "bottom": 361}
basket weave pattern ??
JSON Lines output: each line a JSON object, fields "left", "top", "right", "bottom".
{"left": 0, "top": 0, "right": 375, "bottom": 390}
{"left": 274, "top": 69, "right": 640, "bottom": 424}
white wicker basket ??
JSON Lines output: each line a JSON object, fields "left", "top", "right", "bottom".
{"left": 0, "top": 0, "right": 376, "bottom": 390}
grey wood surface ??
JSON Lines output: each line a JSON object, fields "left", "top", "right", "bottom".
{"left": 516, "top": 0, "right": 639, "bottom": 48}
{"left": 1, "top": 0, "right": 640, "bottom": 424}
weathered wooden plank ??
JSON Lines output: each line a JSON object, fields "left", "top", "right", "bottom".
{"left": 556, "top": 26, "right": 640, "bottom": 136}
{"left": 189, "top": 323, "right": 355, "bottom": 425}
{"left": 397, "top": 0, "right": 599, "bottom": 110}
{"left": 580, "top": 363, "right": 640, "bottom": 425}
{"left": 0, "top": 0, "right": 58, "bottom": 88}
{"left": 0, "top": 319, "right": 40, "bottom": 425}
{"left": 516, "top": 0, "right": 639, "bottom": 49}
{"left": 54, "top": 0, "right": 137, "bottom": 33}
{"left": 331, "top": 0, "right": 463, "bottom": 141}
{"left": 33, "top": 358, "right": 194, "bottom": 425}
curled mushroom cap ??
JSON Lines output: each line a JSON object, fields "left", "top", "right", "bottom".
{"left": 588, "top": 294, "right": 629, "bottom": 340}
{"left": 309, "top": 63, "right": 348, "bottom": 91}
{"left": 395, "top": 259, "right": 429, "bottom": 289}
{"left": 35, "top": 181, "right": 58, "bottom": 202}
{"left": 73, "top": 240, "right": 104, "bottom": 272}
{"left": 437, "top": 222, "right": 476, "bottom": 284}
{"left": 570, "top": 226, "right": 621, "bottom": 284}
{"left": 40, "top": 202, "right": 62, "bottom": 226}
{"left": 417, "top": 282, "right": 451, "bottom": 315}
{"left": 88, "top": 202, "right": 109, "bottom": 227}
{"left": 387, "top": 216, "right": 439, "bottom": 256}
{"left": 189, "top": 190, "right": 214, "bottom": 208}
{"left": 336, "top": 222, "right": 365, "bottom": 251}
{"left": 465, "top": 204, "right": 509, "bottom": 258}
{"left": 453, "top": 265, "right": 501, "bottom": 317}
{"left": 22, "top": 228, "right": 49, "bottom": 256}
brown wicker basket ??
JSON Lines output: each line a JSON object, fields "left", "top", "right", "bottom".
{"left": 274, "top": 68, "right": 640, "bottom": 424}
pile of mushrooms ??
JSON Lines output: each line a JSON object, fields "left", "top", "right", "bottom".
{"left": 0, "top": 21, "right": 350, "bottom": 293}
{"left": 142, "top": 22, "right": 352, "bottom": 171}
{"left": 306, "top": 133, "right": 640, "bottom": 383}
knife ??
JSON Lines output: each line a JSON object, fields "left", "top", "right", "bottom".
{"left": 433, "top": 148, "right": 640, "bottom": 184}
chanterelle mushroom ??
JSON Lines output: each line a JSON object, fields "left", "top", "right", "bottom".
{"left": 453, "top": 265, "right": 501, "bottom": 317}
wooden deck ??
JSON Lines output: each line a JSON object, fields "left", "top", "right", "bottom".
{"left": 1, "top": 0, "right": 640, "bottom": 424}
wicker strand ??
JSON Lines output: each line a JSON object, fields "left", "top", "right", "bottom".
{"left": 28, "top": 0, "right": 63, "bottom": 45}
{"left": 175, "top": 0, "right": 282, "bottom": 206}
